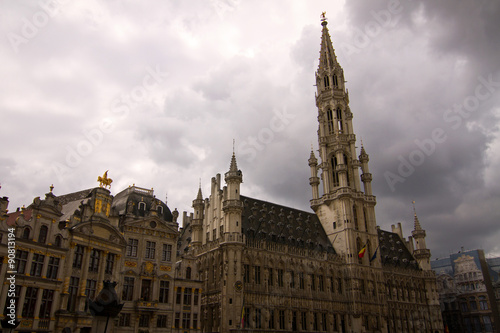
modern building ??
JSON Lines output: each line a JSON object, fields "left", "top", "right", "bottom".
{"left": 432, "top": 249, "right": 500, "bottom": 332}
{"left": 0, "top": 17, "right": 445, "bottom": 333}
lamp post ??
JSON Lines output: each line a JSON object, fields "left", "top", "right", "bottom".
{"left": 88, "top": 281, "right": 123, "bottom": 333}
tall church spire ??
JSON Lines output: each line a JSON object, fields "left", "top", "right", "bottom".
{"left": 310, "top": 15, "right": 378, "bottom": 268}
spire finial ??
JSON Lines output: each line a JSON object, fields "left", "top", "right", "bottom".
{"left": 50, "top": 184, "right": 54, "bottom": 193}
{"left": 233, "top": 139, "right": 235, "bottom": 154}
{"left": 321, "top": 11, "right": 327, "bottom": 22}
{"left": 412, "top": 200, "right": 423, "bottom": 231}
{"left": 412, "top": 200, "right": 417, "bottom": 217}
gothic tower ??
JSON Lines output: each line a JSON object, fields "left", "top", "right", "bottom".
{"left": 309, "top": 16, "right": 378, "bottom": 266}
{"left": 411, "top": 204, "right": 431, "bottom": 270}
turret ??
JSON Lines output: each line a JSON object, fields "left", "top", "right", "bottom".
{"left": 308, "top": 148, "right": 320, "bottom": 200}
{"left": 359, "top": 145, "right": 373, "bottom": 195}
{"left": 191, "top": 185, "right": 204, "bottom": 247}
{"left": 223, "top": 152, "right": 243, "bottom": 234}
{"left": 411, "top": 202, "right": 431, "bottom": 270}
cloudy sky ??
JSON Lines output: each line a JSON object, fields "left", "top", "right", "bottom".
{"left": 1, "top": 0, "right": 499, "bottom": 259}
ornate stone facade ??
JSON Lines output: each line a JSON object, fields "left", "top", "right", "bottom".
{"left": 177, "top": 18, "right": 444, "bottom": 333}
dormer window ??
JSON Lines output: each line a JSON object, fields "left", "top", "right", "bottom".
{"left": 22, "top": 227, "right": 30, "bottom": 239}
{"left": 138, "top": 202, "right": 146, "bottom": 217}
{"left": 157, "top": 206, "right": 163, "bottom": 215}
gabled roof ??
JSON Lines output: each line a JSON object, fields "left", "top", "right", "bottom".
{"left": 378, "top": 228, "right": 420, "bottom": 270}
{"left": 241, "top": 196, "right": 335, "bottom": 254}
{"left": 57, "top": 188, "right": 93, "bottom": 205}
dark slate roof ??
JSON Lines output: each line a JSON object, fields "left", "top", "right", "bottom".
{"left": 241, "top": 196, "right": 335, "bottom": 254}
{"left": 112, "top": 186, "right": 173, "bottom": 222}
{"left": 57, "top": 189, "right": 93, "bottom": 205}
{"left": 377, "top": 228, "right": 420, "bottom": 270}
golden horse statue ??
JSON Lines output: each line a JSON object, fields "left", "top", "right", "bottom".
{"left": 97, "top": 170, "right": 113, "bottom": 189}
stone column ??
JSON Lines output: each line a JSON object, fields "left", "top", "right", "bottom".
{"left": 96, "top": 251, "right": 108, "bottom": 292}
{"left": 77, "top": 246, "right": 92, "bottom": 311}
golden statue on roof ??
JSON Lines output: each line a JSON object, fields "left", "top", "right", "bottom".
{"left": 98, "top": 170, "right": 113, "bottom": 189}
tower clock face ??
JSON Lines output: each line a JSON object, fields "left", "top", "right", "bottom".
{"left": 235, "top": 281, "right": 243, "bottom": 292}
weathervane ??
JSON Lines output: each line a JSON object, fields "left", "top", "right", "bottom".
{"left": 321, "top": 11, "right": 327, "bottom": 22}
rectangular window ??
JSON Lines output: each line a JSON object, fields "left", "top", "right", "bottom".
{"left": 122, "top": 277, "right": 135, "bottom": 301}
{"left": 183, "top": 288, "right": 192, "bottom": 305}
{"left": 139, "top": 314, "right": 150, "bottom": 328}
{"left": 30, "top": 253, "right": 45, "bottom": 277}
{"left": 243, "top": 264, "right": 250, "bottom": 283}
{"left": 159, "top": 280, "right": 170, "bottom": 303}
{"left": 269, "top": 309, "right": 275, "bottom": 329}
{"left": 182, "top": 313, "right": 190, "bottom": 328}
{"left": 254, "top": 266, "right": 261, "bottom": 284}
{"left": 39, "top": 289, "right": 54, "bottom": 318}
{"left": 105, "top": 253, "right": 115, "bottom": 274}
{"left": 313, "top": 312, "right": 319, "bottom": 331}
{"left": 141, "top": 279, "right": 152, "bottom": 301}
{"left": 73, "top": 245, "right": 84, "bottom": 268}
{"left": 319, "top": 275, "right": 324, "bottom": 292}
{"left": 310, "top": 274, "right": 316, "bottom": 291}
{"left": 279, "top": 310, "right": 285, "bottom": 329}
{"left": 22, "top": 287, "right": 39, "bottom": 317}
{"left": 174, "top": 312, "right": 180, "bottom": 328}
{"left": 85, "top": 279, "right": 97, "bottom": 299}
{"left": 194, "top": 289, "right": 199, "bottom": 305}
{"left": 290, "top": 271, "right": 295, "bottom": 288}
{"left": 176, "top": 287, "right": 182, "bottom": 304}
{"left": 299, "top": 272, "right": 305, "bottom": 289}
{"left": 278, "top": 269, "right": 284, "bottom": 287}
{"left": 126, "top": 239, "right": 138, "bottom": 257}
{"left": 337, "top": 277, "right": 343, "bottom": 294}
{"left": 118, "top": 313, "right": 131, "bottom": 327}
{"left": 46, "top": 257, "right": 60, "bottom": 279}
{"left": 479, "top": 297, "right": 489, "bottom": 310}
{"left": 243, "top": 307, "right": 250, "bottom": 328}
{"left": 268, "top": 268, "right": 273, "bottom": 286}
{"left": 483, "top": 316, "right": 492, "bottom": 331}
{"left": 145, "top": 241, "right": 156, "bottom": 259}
{"left": 301, "top": 312, "right": 307, "bottom": 330}
{"left": 193, "top": 313, "right": 198, "bottom": 329}
{"left": 157, "top": 315, "right": 168, "bottom": 328}
{"left": 162, "top": 244, "right": 172, "bottom": 261}
{"left": 213, "top": 228, "right": 216, "bottom": 241}
{"left": 206, "top": 232, "right": 209, "bottom": 243}
{"left": 322, "top": 313, "right": 327, "bottom": 331}
{"left": 255, "top": 308, "right": 262, "bottom": 329}
{"left": 88, "top": 249, "right": 100, "bottom": 273}
{"left": 16, "top": 250, "right": 28, "bottom": 274}
{"left": 67, "top": 276, "right": 79, "bottom": 311}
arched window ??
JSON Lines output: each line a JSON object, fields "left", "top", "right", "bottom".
{"left": 333, "top": 74, "right": 338, "bottom": 87}
{"left": 324, "top": 76, "right": 330, "bottom": 88}
{"left": 326, "top": 109, "right": 334, "bottom": 134}
{"left": 138, "top": 202, "right": 146, "bottom": 217}
{"left": 22, "top": 227, "right": 30, "bottom": 239}
{"left": 331, "top": 156, "right": 339, "bottom": 187}
{"left": 336, "top": 107, "right": 343, "bottom": 133}
{"left": 353, "top": 205, "right": 358, "bottom": 230}
{"left": 54, "top": 235, "right": 62, "bottom": 247}
{"left": 364, "top": 208, "right": 369, "bottom": 232}
{"left": 186, "top": 267, "right": 192, "bottom": 280}
{"left": 38, "top": 225, "right": 48, "bottom": 244}
{"left": 343, "top": 153, "right": 351, "bottom": 187}
{"left": 157, "top": 206, "right": 163, "bottom": 215}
